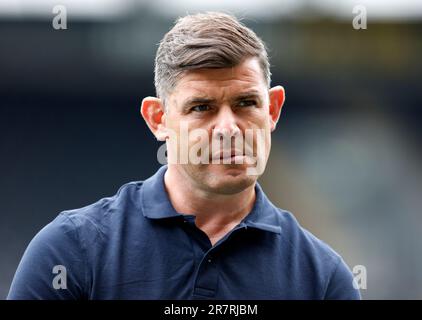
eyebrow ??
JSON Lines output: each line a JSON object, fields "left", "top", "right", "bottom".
{"left": 233, "top": 92, "right": 263, "bottom": 102}
{"left": 181, "top": 91, "right": 263, "bottom": 111}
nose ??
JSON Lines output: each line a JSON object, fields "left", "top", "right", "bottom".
{"left": 212, "top": 105, "right": 241, "bottom": 140}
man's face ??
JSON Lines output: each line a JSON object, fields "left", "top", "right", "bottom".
{"left": 158, "top": 57, "right": 282, "bottom": 195}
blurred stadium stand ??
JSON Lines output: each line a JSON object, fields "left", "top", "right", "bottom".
{"left": 1, "top": 0, "right": 421, "bottom": 299}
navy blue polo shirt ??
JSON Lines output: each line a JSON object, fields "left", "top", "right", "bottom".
{"left": 8, "top": 165, "right": 360, "bottom": 300}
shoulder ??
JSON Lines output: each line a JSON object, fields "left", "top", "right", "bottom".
{"left": 273, "top": 207, "right": 361, "bottom": 299}
{"left": 275, "top": 208, "right": 341, "bottom": 264}
{"left": 24, "top": 179, "right": 145, "bottom": 273}
{"left": 58, "top": 180, "right": 144, "bottom": 236}
{"left": 7, "top": 181, "right": 145, "bottom": 300}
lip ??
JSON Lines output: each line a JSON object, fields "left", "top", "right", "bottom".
{"left": 211, "top": 149, "right": 244, "bottom": 161}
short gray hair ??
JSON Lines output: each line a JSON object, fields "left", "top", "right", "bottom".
{"left": 154, "top": 12, "right": 271, "bottom": 104}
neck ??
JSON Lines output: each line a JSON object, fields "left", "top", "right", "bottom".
{"left": 164, "top": 165, "right": 256, "bottom": 245}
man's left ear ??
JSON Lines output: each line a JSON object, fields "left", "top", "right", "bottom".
{"left": 269, "top": 85, "right": 285, "bottom": 131}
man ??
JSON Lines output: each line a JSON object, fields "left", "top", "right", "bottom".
{"left": 8, "top": 12, "right": 360, "bottom": 300}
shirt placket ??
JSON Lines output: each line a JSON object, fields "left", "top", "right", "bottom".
{"left": 182, "top": 218, "right": 247, "bottom": 299}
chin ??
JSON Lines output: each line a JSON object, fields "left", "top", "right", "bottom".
{"left": 205, "top": 164, "right": 257, "bottom": 194}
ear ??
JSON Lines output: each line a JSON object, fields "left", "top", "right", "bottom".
{"left": 269, "top": 85, "right": 285, "bottom": 132}
{"left": 140, "top": 97, "right": 167, "bottom": 141}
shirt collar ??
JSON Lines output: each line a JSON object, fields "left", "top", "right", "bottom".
{"left": 140, "top": 165, "right": 281, "bottom": 234}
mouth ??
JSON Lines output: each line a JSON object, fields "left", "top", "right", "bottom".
{"left": 211, "top": 150, "right": 246, "bottom": 162}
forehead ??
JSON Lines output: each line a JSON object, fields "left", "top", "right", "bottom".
{"left": 170, "top": 57, "right": 267, "bottom": 101}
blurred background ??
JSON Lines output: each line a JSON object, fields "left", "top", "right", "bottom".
{"left": 1, "top": 0, "right": 421, "bottom": 299}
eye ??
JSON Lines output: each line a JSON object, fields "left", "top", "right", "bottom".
{"left": 191, "top": 105, "right": 210, "bottom": 112}
{"left": 238, "top": 100, "right": 257, "bottom": 108}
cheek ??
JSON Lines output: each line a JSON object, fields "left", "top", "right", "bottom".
{"left": 245, "top": 115, "right": 272, "bottom": 154}
{"left": 176, "top": 120, "right": 213, "bottom": 151}
{"left": 244, "top": 112, "right": 270, "bottom": 130}
{"left": 163, "top": 113, "right": 178, "bottom": 131}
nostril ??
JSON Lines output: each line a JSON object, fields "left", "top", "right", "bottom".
{"left": 214, "top": 127, "right": 240, "bottom": 139}
{"left": 232, "top": 127, "right": 241, "bottom": 137}
{"left": 214, "top": 129, "right": 227, "bottom": 139}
